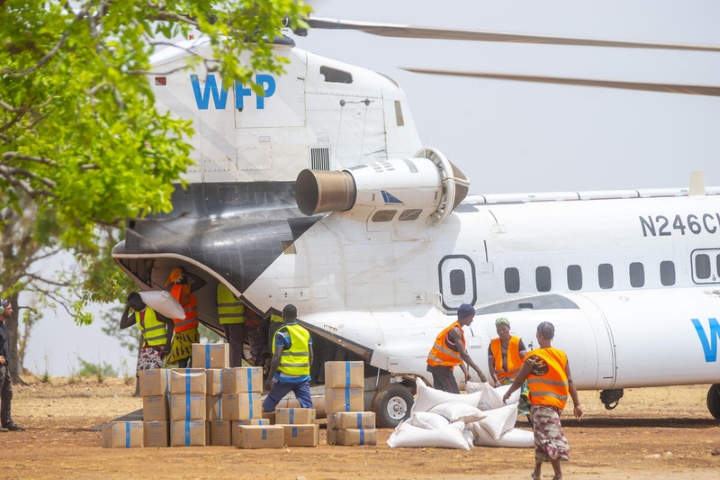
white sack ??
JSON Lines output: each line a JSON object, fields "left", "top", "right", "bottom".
{"left": 478, "top": 403, "right": 519, "bottom": 440}
{"left": 139, "top": 290, "right": 185, "bottom": 319}
{"left": 406, "top": 411, "right": 451, "bottom": 430}
{"left": 472, "top": 425, "right": 535, "bottom": 448}
{"left": 429, "top": 402, "right": 488, "bottom": 424}
{"left": 462, "top": 427, "right": 475, "bottom": 449}
{"left": 387, "top": 421, "right": 470, "bottom": 450}
{"left": 466, "top": 382, "right": 521, "bottom": 411}
{"left": 412, "top": 377, "right": 482, "bottom": 413}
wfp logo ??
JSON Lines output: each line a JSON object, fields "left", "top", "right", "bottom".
{"left": 692, "top": 318, "right": 720, "bottom": 362}
{"left": 190, "top": 74, "right": 276, "bottom": 110}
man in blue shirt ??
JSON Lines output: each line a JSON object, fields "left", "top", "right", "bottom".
{"left": 262, "top": 304, "right": 314, "bottom": 412}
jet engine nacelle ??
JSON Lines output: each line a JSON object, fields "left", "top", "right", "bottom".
{"left": 295, "top": 147, "right": 469, "bottom": 225}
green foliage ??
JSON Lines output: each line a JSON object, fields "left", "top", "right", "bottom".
{"left": 77, "top": 357, "right": 118, "bottom": 382}
{"left": 0, "top": 1, "right": 310, "bottom": 327}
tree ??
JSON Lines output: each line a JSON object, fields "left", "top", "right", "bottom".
{"left": 0, "top": 0, "right": 310, "bottom": 381}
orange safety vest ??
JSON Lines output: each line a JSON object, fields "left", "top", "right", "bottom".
{"left": 526, "top": 347, "right": 569, "bottom": 410}
{"left": 170, "top": 284, "right": 199, "bottom": 332}
{"left": 427, "top": 321, "right": 465, "bottom": 368}
{"left": 491, "top": 336, "right": 523, "bottom": 382}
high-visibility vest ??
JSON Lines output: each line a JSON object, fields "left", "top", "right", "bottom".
{"left": 491, "top": 336, "right": 524, "bottom": 382}
{"left": 526, "top": 347, "right": 570, "bottom": 410}
{"left": 135, "top": 308, "right": 167, "bottom": 347}
{"left": 427, "top": 321, "right": 465, "bottom": 368}
{"left": 216, "top": 283, "right": 245, "bottom": 325}
{"left": 270, "top": 313, "right": 283, "bottom": 323}
{"left": 170, "top": 284, "right": 199, "bottom": 332}
{"left": 273, "top": 323, "right": 311, "bottom": 376}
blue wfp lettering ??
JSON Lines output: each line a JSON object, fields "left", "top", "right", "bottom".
{"left": 692, "top": 318, "right": 720, "bottom": 362}
{"left": 190, "top": 74, "right": 276, "bottom": 110}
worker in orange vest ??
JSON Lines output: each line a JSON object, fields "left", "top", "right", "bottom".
{"left": 165, "top": 267, "right": 206, "bottom": 368}
{"left": 426, "top": 303, "right": 487, "bottom": 393}
{"left": 503, "top": 322, "right": 583, "bottom": 480}
{"left": 488, "top": 317, "right": 530, "bottom": 416}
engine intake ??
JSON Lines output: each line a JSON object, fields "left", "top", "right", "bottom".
{"left": 295, "top": 147, "right": 469, "bottom": 226}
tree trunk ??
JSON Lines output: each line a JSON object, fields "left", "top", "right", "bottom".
{"left": 5, "top": 292, "right": 26, "bottom": 385}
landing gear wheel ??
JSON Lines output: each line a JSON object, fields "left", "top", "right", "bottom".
{"left": 707, "top": 384, "right": 720, "bottom": 419}
{"left": 371, "top": 384, "right": 413, "bottom": 428}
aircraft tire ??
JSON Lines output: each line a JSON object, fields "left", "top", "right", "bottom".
{"left": 707, "top": 384, "right": 720, "bottom": 419}
{"left": 371, "top": 384, "right": 413, "bottom": 428}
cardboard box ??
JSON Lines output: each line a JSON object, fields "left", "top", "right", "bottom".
{"left": 142, "top": 395, "right": 168, "bottom": 422}
{"left": 339, "top": 428, "right": 377, "bottom": 446}
{"left": 279, "top": 424, "right": 319, "bottom": 447}
{"left": 169, "top": 369, "right": 206, "bottom": 395}
{"left": 325, "top": 387, "right": 364, "bottom": 414}
{"left": 324, "top": 361, "right": 364, "bottom": 388}
{"left": 102, "top": 421, "right": 143, "bottom": 448}
{"left": 192, "top": 343, "right": 229, "bottom": 369}
{"left": 327, "top": 412, "right": 376, "bottom": 430}
{"left": 262, "top": 412, "right": 276, "bottom": 425}
{"left": 276, "top": 408, "right": 316, "bottom": 425}
{"left": 206, "top": 369, "right": 224, "bottom": 396}
{"left": 222, "top": 392, "right": 262, "bottom": 420}
{"left": 210, "top": 420, "right": 232, "bottom": 446}
{"left": 169, "top": 394, "right": 206, "bottom": 421}
{"left": 138, "top": 369, "right": 169, "bottom": 397}
{"left": 170, "top": 420, "right": 206, "bottom": 447}
{"left": 143, "top": 421, "right": 169, "bottom": 448}
{"left": 327, "top": 427, "right": 339, "bottom": 445}
{"left": 206, "top": 395, "right": 223, "bottom": 421}
{"left": 236, "top": 425, "right": 284, "bottom": 449}
{"left": 235, "top": 419, "right": 269, "bottom": 426}
{"left": 221, "top": 367, "right": 263, "bottom": 394}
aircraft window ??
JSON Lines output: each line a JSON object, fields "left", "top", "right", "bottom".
{"left": 372, "top": 210, "right": 396, "bottom": 222}
{"left": 394, "top": 100, "right": 405, "bottom": 126}
{"left": 319, "top": 66, "right": 353, "bottom": 84}
{"left": 449, "top": 269, "right": 466, "bottom": 295}
{"left": 598, "top": 263, "right": 614, "bottom": 289}
{"left": 695, "top": 254, "right": 711, "bottom": 279}
{"left": 504, "top": 268, "right": 520, "bottom": 293}
{"left": 535, "top": 266, "right": 551, "bottom": 292}
{"left": 629, "top": 262, "right": 645, "bottom": 288}
{"left": 567, "top": 265, "right": 582, "bottom": 291}
{"left": 660, "top": 261, "right": 675, "bottom": 286}
{"left": 399, "top": 209, "right": 422, "bottom": 221}
{"left": 717, "top": 255, "right": 720, "bottom": 278}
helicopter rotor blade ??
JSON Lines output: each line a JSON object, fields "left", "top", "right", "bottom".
{"left": 306, "top": 17, "right": 720, "bottom": 52}
{"left": 402, "top": 68, "right": 720, "bottom": 97}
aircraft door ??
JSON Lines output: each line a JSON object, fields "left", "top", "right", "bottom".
{"left": 438, "top": 255, "right": 477, "bottom": 310}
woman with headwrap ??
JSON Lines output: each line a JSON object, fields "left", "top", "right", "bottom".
{"left": 165, "top": 267, "right": 206, "bottom": 367}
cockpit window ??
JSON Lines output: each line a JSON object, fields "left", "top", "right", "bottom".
{"left": 320, "top": 66, "right": 353, "bottom": 84}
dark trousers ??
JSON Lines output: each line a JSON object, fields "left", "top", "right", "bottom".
{"left": 223, "top": 322, "right": 246, "bottom": 368}
{"left": 427, "top": 364, "right": 460, "bottom": 394}
{"left": 0, "top": 365, "right": 14, "bottom": 427}
{"left": 262, "top": 380, "right": 313, "bottom": 412}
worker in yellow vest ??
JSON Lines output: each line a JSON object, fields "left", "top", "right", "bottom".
{"left": 426, "top": 303, "right": 487, "bottom": 393}
{"left": 262, "top": 304, "right": 313, "bottom": 412}
{"left": 217, "top": 283, "right": 245, "bottom": 367}
{"left": 503, "top": 322, "right": 583, "bottom": 480}
{"left": 120, "top": 292, "right": 173, "bottom": 373}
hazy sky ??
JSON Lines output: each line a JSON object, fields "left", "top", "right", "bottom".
{"left": 24, "top": 0, "right": 720, "bottom": 376}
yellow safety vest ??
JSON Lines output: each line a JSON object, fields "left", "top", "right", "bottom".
{"left": 270, "top": 313, "right": 283, "bottom": 323}
{"left": 273, "top": 323, "right": 311, "bottom": 376}
{"left": 135, "top": 308, "right": 167, "bottom": 347}
{"left": 217, "top": 283, "right": 245, "bottom": 325}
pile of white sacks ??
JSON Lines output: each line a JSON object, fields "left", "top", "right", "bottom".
{"left": 387, "top": 378, "right": 534, "bottom": 450}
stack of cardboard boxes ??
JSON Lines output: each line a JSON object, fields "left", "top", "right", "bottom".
{"left": 168, "top": 368, "right": 207, "bottom": 446}
{"left": 325, "top": 361, "right": 378, "bottom": 446}
{"left": 276, "top": 408, "right": 319, "bottom": 447}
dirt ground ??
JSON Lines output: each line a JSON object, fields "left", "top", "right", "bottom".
{"left": 0, "top": 377, "right": 719, "bottom": 479}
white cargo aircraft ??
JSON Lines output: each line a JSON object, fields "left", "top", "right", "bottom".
{"left": 112, "top": 18, "right": 720, "bottom": 427}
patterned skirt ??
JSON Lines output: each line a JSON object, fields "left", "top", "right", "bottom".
{"left": 165, "top": 327, "right": 199, "bottom": 365}
{"left": 136, "top": 345, "right": 165, "bottom": 374}
{"left": 531, "top": 404, "right": 570, "bottom": 463}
